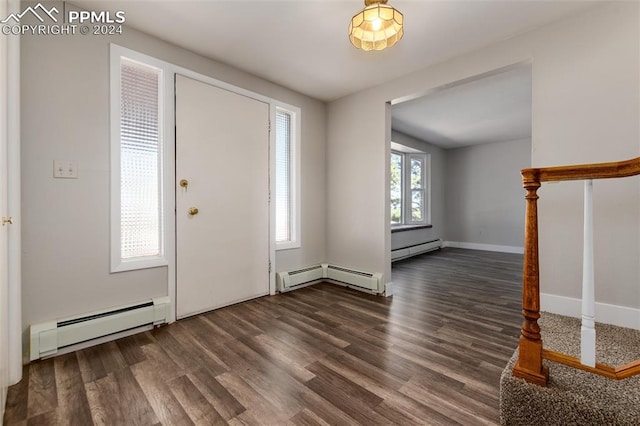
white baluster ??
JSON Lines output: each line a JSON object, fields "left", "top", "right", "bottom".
{"left": 581, "top": 179, "right": 596, "bottom": 367}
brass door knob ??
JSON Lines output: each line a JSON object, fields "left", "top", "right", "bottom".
{"left": 188, "top": 207, "right": 199, "bottom": 216}
{"left": 179, "top": 179, "right": 189, "bottom": 188}
{"left": 1, "top": 217, "right": 13, "bottom": 226}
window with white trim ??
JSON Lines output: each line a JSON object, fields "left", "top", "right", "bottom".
{"left": 390, "top": 149, "right": 430, "bottom": 226}
{"left": 111, "top": 51, "right": 167, "bottom": 272}
{"left": 275, "top": 106, "right": 300, "bottom": 249}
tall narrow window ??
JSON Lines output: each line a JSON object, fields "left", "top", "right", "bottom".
{"left": 275, "top": 110, "right": 291, "bottom": 243}
{"left": 390, "top": 152, "right": 403, "bottom": 224}
{"left": 111, "top": 51, "right": 166, "bottom": 272}
{"left": 274, "top": 105, "right": 300, "bottom": 250}
{"left": 410, "top": 156, "right": 425, "bottom": 222}
{"left": 390, "top": 149, "right": 429, "bottom": 226}
{"left": 120, "top": 59, "right": 163, "bottom": 259}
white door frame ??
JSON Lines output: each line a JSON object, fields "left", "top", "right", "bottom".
{"left": 0, "top": 1, "right": 8, "bottom": 410}
{"left": 7, "top": 0, "right": 22, "bottom": 386}
{"left": 111, "top": 44, "right": 300, "bottom": 322}
{"left": 168, "top": 67, "right": 275, "bottom": 320}
{"left": 169, "top": 64, "right": 294, "bottom": 320}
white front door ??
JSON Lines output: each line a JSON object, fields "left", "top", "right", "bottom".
{"left": 175, "top": 74, "right": 270, "bottom": 319}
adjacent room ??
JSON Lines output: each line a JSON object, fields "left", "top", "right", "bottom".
{"left": 1, "top": 0, "right": 639, "bottom": 424}
{"left": 389, "top": 65, "right": 532, "bottom": 264}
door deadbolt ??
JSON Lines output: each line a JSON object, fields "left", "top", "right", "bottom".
{"left": 1, "top": 217, "right": 13, "bottom": 226}
{"left": 179, "top": 179, "right": 189, "bottom": 188}
{"left": 188, "top": 207, "right": 199, "bottom": 216}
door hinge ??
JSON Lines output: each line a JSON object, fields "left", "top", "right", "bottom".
{"left": 268, "top": 261, "right": 272, "bottom": 274}
{"left": 268, "top": 120, "right": 271, "bottom": 133}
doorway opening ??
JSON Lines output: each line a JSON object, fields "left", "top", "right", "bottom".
{"left": 389, "top": 64, "right": 533, "bottom": 265}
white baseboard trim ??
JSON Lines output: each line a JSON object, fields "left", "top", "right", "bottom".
{"left": 541, "top": 293, "right": 640, "bottom": 330}
{"left": 442, "top": 241, "right": 524, "bottom": 254}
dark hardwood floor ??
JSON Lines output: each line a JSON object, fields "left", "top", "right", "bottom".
{"left": 4, "top": 248, "right": 524, "bottom": 425}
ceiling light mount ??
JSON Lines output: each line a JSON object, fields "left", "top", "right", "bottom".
{"left": 349, "top": 0, "right": 404, "bottom": 52}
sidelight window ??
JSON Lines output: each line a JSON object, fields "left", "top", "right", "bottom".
{"left": 111, "top": 49, "right": 168, "bottom": 272}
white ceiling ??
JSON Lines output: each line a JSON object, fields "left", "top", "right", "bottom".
{"left": 392, "top": 65, "right": 532, "bottom": 149}
{"left": 73, "top": 0, "right": 604, "bottom": 102}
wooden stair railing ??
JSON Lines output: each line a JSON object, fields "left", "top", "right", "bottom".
{"left": 512, "top": 157, "right": 640, "bottom": 387}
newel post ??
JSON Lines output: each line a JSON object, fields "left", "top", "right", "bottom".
{"left": 512, "top": 170, "right": 549, "bottom": 386}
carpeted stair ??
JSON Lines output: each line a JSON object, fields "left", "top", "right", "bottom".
{"left": 500, "top": 312, "right": 640, "bottom": 425}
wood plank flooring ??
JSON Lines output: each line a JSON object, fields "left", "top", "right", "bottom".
{"left": 4, "top": 248, "right": 523, "bottom": 425}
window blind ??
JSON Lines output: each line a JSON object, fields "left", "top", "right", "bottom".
{"left": 120, "top": 58, "right": 163, "bottom": 259}
{"left": 275, "top": 110, "right": 291, "bottom": 242}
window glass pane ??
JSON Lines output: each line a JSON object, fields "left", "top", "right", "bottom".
{"left": 411, "top": 190, "right": 423, "bottom": 221}
{"left": 390, "top": 152, "right": 402, "bottom": 224}
{"left": 275, "top": 110, "right": 291, "bottom": 242}
{"left": 120, "top": 58, "right": 162, "bottom": 259}
{"left": 411, "top": 158, "right": 423, "bottom": 189}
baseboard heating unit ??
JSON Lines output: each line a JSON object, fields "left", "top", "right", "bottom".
{"left": 277, "top": 264, "right": 382, "bottom": 293}
{"left": 391, "top": 238, "right": 442, "bottom": 262}
{"left": 29, "top": 296, "right": 170, "bottom": 361}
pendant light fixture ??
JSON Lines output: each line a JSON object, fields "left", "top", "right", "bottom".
{"left": 348, "top": 0, "right": 404, "bottom": 51}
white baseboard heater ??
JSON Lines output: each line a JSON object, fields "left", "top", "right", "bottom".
{"left": 29, "top": 296, "right": 170, "bottom": 361}
{"left": 277, "top": 264, "right": 383, "bottom": 293}
{"left": 391, "top": 238, "right": 442, "bottom": 262}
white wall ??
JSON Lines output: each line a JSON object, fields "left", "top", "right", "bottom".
{"left": 445, "top": 138, "right": 531, "bottom": 248}
{"left": 528, "top": 4, "right": 640, "bottom": 310}
{"left": 21, "top": 2, "right": 326, "bottom": 350}
{"left": 390, "top": 130, "right": 446, "bottom": 250}
{"left": 327, "top": 97, "right": 391, "bottom": 283}
{"left": 327, "top": 2, "right": 639, "bottom": 311}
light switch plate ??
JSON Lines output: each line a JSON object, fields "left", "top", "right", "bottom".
{"left": 53, "top": 160, "right": 78, "bottom": 179}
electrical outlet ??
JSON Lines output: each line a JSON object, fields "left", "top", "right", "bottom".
{"left": 53, "top": 160, "right": 78, "bottom": 179}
